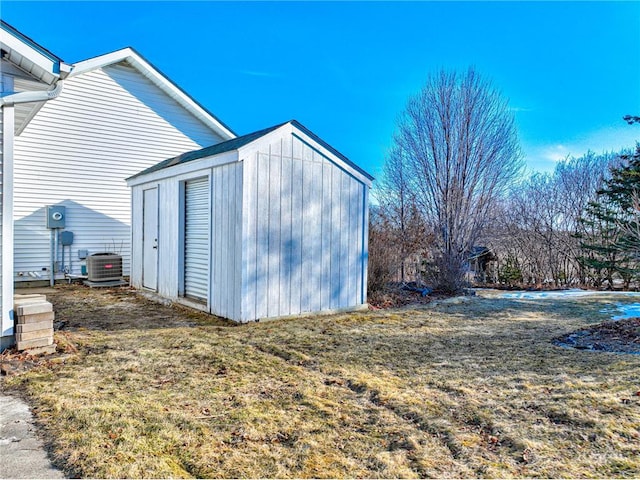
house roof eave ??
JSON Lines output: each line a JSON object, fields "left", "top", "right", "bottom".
{"left": 0, "top": 20, "right": 71, "bottom": 85}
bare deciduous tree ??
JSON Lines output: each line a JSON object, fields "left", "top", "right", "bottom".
{"left": 391, "top": 68, "right": 522, "bottom": 291}
{"left": 374, "top": 145, "right": 429, "bottom": 282}
{"left": 485, "top": 151, "right": 621, "bottom": 287}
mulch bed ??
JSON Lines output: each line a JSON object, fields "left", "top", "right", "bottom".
{"left": 554, "top": 317, "right": 640, "bottom": 355}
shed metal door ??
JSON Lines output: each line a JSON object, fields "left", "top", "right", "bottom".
{"left": 142, "top": 187, "right": 158, "bottom": 290}
{"left": 184, "top": 177, "right": 209, "bottom": 302}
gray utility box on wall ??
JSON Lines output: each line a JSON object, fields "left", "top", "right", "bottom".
{"left": 86, "top": 253, "right": 123, "bottom": 282}
{"left": 46, "top": 205, "right": 66, "bottom": 229}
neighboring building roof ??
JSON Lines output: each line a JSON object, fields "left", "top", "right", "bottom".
{"left": 70, "top": 47, "right": 236, "bottom": 140}
{"left": 127, "top": 120, "right": 375, "bottom": 183}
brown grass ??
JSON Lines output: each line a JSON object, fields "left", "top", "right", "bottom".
{"left": 4, "top": 285, "right": 640, "bottom": 478}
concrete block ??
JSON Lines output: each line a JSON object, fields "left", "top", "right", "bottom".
{"left": 16, "top": 321, "right": 54, "bottom": 333}
{"left": 16, "top": 337, "right": 54, "bottom": 351}
{"left": 16, "top": 329, "right": 54, "bottom": 342}
{"left": 16, "top": 302, "right": 53, "bottom": 316}
{"left": 20, "top": 344, "right": 58, "bottom": 356}
{"left": 16, "top": 311, "right": 55, "bottom": 324}
{"left": 14, "top": 294, "right": 47, "bottom": 304}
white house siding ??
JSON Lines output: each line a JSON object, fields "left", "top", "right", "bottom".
{"left": 240, "top": 133, "right": 368, "bottom": 321}
{"left": 13, "top": 63, "right": 224, "bottom": 281}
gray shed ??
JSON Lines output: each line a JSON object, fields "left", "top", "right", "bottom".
{"left": 127, "top": 120, "right": 373, "bottom": 322}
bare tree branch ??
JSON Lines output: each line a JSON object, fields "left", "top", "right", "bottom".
{"left": 389, "top": 67, "right": 522, "bottom": 291}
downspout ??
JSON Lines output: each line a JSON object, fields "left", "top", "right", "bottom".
{"left": 0, "top": 70, "right": 70, "bottom": 287}
{"left": 0, "top": 78, "right": 65, "bottom": 107}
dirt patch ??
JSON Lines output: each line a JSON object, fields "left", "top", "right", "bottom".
{"left": 46, "top": 283, "right": 231, "bottom": 331}
{"left": 554, "top": 318, "right": 640, "bottom": 354}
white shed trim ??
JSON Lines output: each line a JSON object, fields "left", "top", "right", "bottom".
{"left": 127, "top": 151, "right": 238, "bottom": 186}
{"left": 71, "top": 48, "right": 235, "bottom": 141}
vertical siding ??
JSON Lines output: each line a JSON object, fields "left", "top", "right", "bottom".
{"left": 362, "top": 187, "right": 370, "bottom": 303}
{"left": 130, "top": 186, "right": 143, "bottom": 288}
{"left": 309, "top": 158, "right": 323, "bottom": 313}
{"left": 210, "top": 162, "right": 243, "bottom": 320}
{"left": 241, "top": 133, "right": 367, "bottom": 321}
{"left": 241, "top": 155, "right": 258, "bottom": 319}
{"left": 131, "top": 177, "right": 180, "bottom": 299}
{"left": 289, "top": 153, "right": 303, "bottom": 314}
{"left": 157, "top": 179, "right": 180, "bottom": 298}
{"left": 13, "top": 63, "right": 223, "bottom": 281}
{"left": 254, "top": 153, "right": 270, "bottom": 319}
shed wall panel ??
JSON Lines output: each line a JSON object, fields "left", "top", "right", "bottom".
{"left": 157, "top": 180, "right": 180, "bottom": 297}
{"left": 209, "top": 161, "right": 243, "bottom": 321}
{"left": 308, "top": 160, "right": 323, "bottom": 313}
{"left": 320, "top": 162, "right": 333, "bottom": 310}
{"left": 13, "top": 63, "right": 223, "bottom": 281}
{"left": 267, "top": 152, "right": 281, "bottom": 317}
{"left": 241, "top": 133, "right": 368, "bottom": 320}
{"left": 289, "top": 157, "right": 303, "bottom": 314}
{"left": 130, "top": 186, "right": 143, "bottom": 288}
{"left": 255, "top": 153, "right": 270, "bottom": 319}
{"left": 241, "top": 155, "right": 258, "bottom": 320}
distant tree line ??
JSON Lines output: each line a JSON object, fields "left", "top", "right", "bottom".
{"left": 369, "top": 67, "right": 639, "bottom": 294}
{"left": 483, "top": 150, "right": 632, "bottom": 288}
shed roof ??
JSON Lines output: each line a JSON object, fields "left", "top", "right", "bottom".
{"left": 127, "top": 120, "right": 374, "bottom": 182}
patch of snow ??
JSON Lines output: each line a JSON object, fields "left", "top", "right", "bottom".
{"left": 498, "top": 289, "right": 640, "bottom": 300}
{"left": 610, "top": 303, "right": 640, "bottom": 321}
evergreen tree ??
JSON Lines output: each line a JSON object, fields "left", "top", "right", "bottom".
{"left": 578, "top": 133, "right": 640, "bottom": 288}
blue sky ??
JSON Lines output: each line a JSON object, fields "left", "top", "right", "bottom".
{"left": 2, "top": 1, "right": 639, "bottom": 178}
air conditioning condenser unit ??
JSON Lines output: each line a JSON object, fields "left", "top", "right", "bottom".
{"left": 86, "top": 253, "right": 123, "bottom": 282}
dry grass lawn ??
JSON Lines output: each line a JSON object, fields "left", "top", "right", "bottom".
{"left": 4, "top": 285, "right": 640, "bottom": 478}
